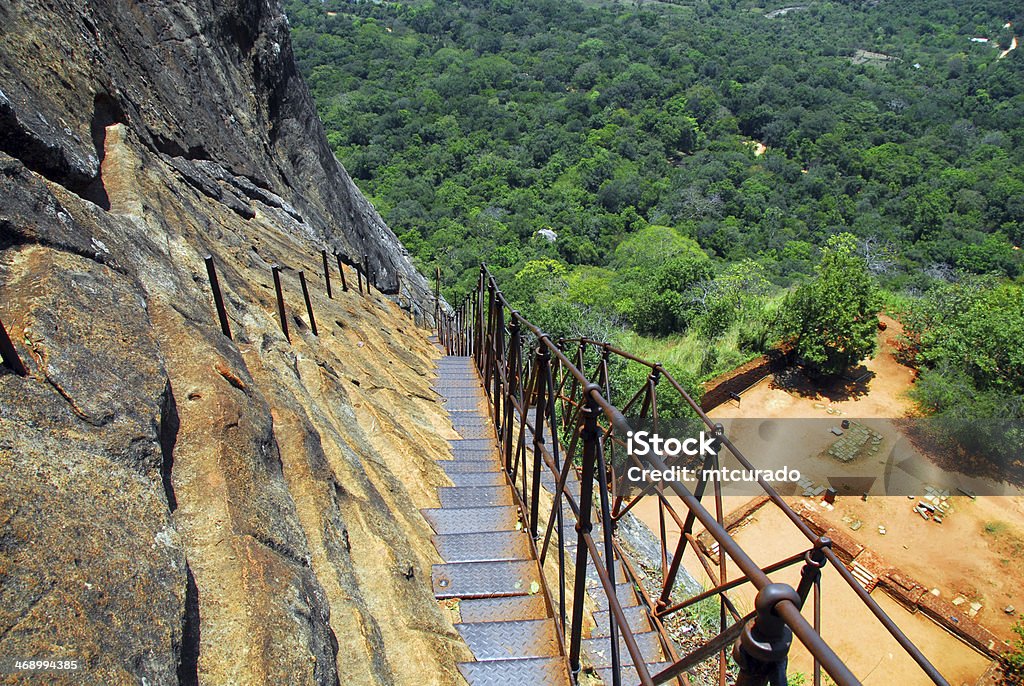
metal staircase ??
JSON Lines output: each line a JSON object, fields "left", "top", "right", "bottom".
{"left": 424, "top": 352, "right": 571, "bottom": 685}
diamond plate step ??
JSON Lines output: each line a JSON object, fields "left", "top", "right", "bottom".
{"left": 448, "top": 472, "right": 507, "bottom": 487}
{"left": 422, "top": 506, "right": 520, "bottom": 535}
{"left": 450, "top": 444, "right": 500, "bottom": 460}
{"left": 458, "top": 657, "right": 569, "bottom": 685}
{"left": 442, "top": 396, "right": 487, "bottom": 412}
{"left": 440, "top": 460, "right": 501, "bottom": 475}
{"left": 456, "top": 619, "right": 560, "bottom": 660}
{"left": 437, "top": 388, "right": 488, "bottom": 400}
{"left": 585, "top": 557, "right": 628, "bottom": 586}
{"left": 458, "top": 595, "right": 550, "bottom": 623}
{"left": 432, "top": 560, "right": 539, "bottom": 599}
{"left": 439, "top": 486, "right": 514, "bottom": 508}
{"left": 454, "top": 425, "right": 495, "bottom": 439}
{"left": 451, "top": 437, "right": 498, "bottom": 449}
{"left": 591, "top": 605, "right": 653, "bottom": 637}
{"left": 589, "top": 582, "right": 640, "bottom": 613}
{"left": 596, "top": 661, "right": 675, "bottom": 686}
{"left": 432, "top": 530, "right": 534, "bottom": 565}
{"left": 582, "top": 630, "right": 666, "bottom": 667}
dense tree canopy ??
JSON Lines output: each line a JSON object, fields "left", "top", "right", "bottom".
{"left": 777, "top": 233, "right": 880, "bottom": 376}
{"left": 285, "top": 0, "right": 1024, "bottom": 417}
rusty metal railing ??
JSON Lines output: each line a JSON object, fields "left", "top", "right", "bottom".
{"left": 437, "top": 264, "right": 953, "bottom": 686}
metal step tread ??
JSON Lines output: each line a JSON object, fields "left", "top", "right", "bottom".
{"left": 422, "top": 506, "right": 520, "bottom": 535}
{"left": 433, "top": 530, "right": 534, "bottom": 563}
{"left": 456, "top": 618, "right": 561, "bottom": 660}
{"left": 596, "top": 661, "right": 675, "bottom": 686}
{"left": 591, "top": 605, "right": 653, "bottom": 637}
{"left": 458, "top": 657, "right": 570, "bottom": 685}
{"left": 458, "top": 595, "right": 551, "bottom": 623}
{"left": 439, "top": 486, "right": 514, "bottom": 509}
{"left": 448, "top": 472, "right": 507, "bottom": 487}
{"left": 440, "top": 460, "right": 502, "bottom": 475}
{"left": 589, "top": 581, "right": 640, "bottom": 613}
{"left": 582, "top": 630, "right": 666, "bottom": 667}
{"left": 432, "top": 559, "right": 540, "bottom": 599}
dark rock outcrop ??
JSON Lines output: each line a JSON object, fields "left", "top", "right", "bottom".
{"left": 0, "top": 1, "right": 463, "bottom": 685}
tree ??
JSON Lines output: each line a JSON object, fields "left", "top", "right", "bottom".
{"left": 778, "top": 233, "right": 880, "bottom": 376}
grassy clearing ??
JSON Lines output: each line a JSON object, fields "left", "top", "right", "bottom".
{"left": 613, "top": 319, "right": 762, "bottom": 386}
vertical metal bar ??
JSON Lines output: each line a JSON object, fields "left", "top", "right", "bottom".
{"left": 321, "top": 250, "right": 333, "bottom": 299}
{"left": 503, "top": 319, "right": 521, "bottom": 472}
{"left": 272, "top": 265, "right": 290, "bottom": 342}
{"left": 204, "top": 255, "right": 232, "bottom": 340}
{"left": 334, "top": 253, "right": 349, "bottom": 292}
{"left": 493, "top": 303, "right": 504, "bottom": 435}
{"left": 595, "top": 430, "right": 622, "bottom": 686}
{"left": 356, "top": 258, "right": 364, "bottom": 295}
{"left": 530, "top": 346, "right": 548, "bottom": 540}
{"left": 299, "top": 271, "right": 318, "bottom": 336}
{"left": 813, "top": 578, "right": 822, "bottom": 686}
{"left": 568, "top": 390, "right": 600, "bottom": 679}
{"left": 0, "top": 316, "right": 28, "bottom": 376}
{"left": 363, "top": 253, "right": 372, "bottom": 292}
{"left": 712, "top": 424, "right": 728, "bottom": 686}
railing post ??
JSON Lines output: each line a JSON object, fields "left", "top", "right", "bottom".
{"left": 271, "top": 265, "right": 290, "bottom": 342}
{"left": 0, "top": 316, "right": 28, "bottom": 376}
{"left": 321, "top": 249, "right": 333, "bottom": 299}
{"left": 734, "top": 584, "right": 801, "bottom": 686}
{"left": 568, "top": 386, "right": 601, "bottom": 679}
{"left": 334, "top": 252, "right": 349, "bottom": 292}
{"left": 797, "top": 537, "right": 831, "bottom": 606}
{"left": 299, "top": 270, "right": 318, "bottom": 336}
{"left": 204, "top": 255, "right": 232, "bottom": 340}
{"left": 493, "top": 303, "right": 505, "bottom": 435}
{"left": 356, "top": 257, "right": 364, "bottom": 295}
{"left": 503, "top": 317, "right": 521, "bottom": 472}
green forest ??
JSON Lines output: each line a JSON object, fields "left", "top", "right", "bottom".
{"left": 283, "top": 0, "right": 1023, "bottom": 435}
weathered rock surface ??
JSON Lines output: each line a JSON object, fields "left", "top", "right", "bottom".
{"left": 0, "top": 1, "right": 463, "bottom": 685}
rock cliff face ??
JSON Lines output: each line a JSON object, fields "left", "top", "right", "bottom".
{"left": 0, "top": 2, "right": 464, "bottom": 685}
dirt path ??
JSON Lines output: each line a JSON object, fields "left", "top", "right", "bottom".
{"left": 999, "top": 35, "right": 1018, "bottom": 59}
{"left": 712, "top": 315, "right": 915, "bottom": 421}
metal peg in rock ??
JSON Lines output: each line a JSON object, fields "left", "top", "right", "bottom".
{"left": 299, "top": 270, "right": 318, "bottom": 336}
{"left": 0, "top": 316, "right": 28, "bottom": 375}
{"left": 204, "top": 255, "right": 232, "bottom": 340}
{"left": 271, "top": 265, "right": 290, "bottom": 342}
{"left": 335, "top": 252, "right": 348, "bottom": 292}
{"left": 321, "top": 249, "right": 333, "bottom": 299}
